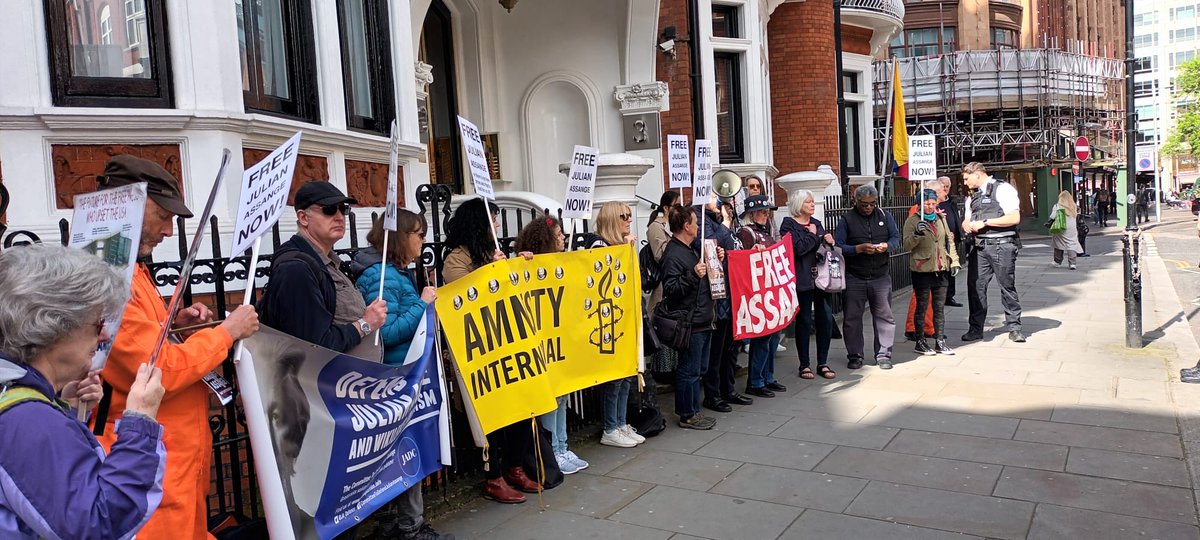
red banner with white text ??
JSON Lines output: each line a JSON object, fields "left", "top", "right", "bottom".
{"left": 728, "top": 233, "right": 799, "bottom": 340}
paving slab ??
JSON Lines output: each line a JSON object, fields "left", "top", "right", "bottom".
{"left": 884, "top": 430, "right": 1068, "bottom": 471}
{"left": 913, "top": 395, "right": 1054, "bottom": 420}
{"left": 704, "top": 409, "right": 792, "bottom": 436}
{"left": 757, "top": 396, "right": 876, "bottom": 423}
{"left": 1050, "top": 404, "right": 1180, "bottom": 433}
{"left": 693, "top": 432, "right": 835, "bottom": 471}
{"left": 1117, "top": 377, "right": 1173, "bottom": 402}
{"left": 636, "top": 425, "right": 724, "bottom": 454}
{"left": 1024, "top": 371, "right": 1116, "bottom": 391}
{"left": 844, "top": 481, "right": 1035, "bottom": 539}
{"left": 813, "top": 446, "right": 1002, "bottom": 495}
{"left": 572, "top": 445, "right": 644, "bottom": 476}
{"left": 611, "top": 485, "right": 802, "bottom": 540}
{"left": 858, "top": 407, "right": 1020, "bottom": 439}
{"left": 770, "top": 417, "right": 900, "bottom": 450}
{"left": 779, "top": 509, "right": 982, "bottom": 540}
{"left": 482, "top": 508, "right": 673, "bottom": 540}
{"left": 607, "top": 450, "right": 741, "bottom": 492}
{"left": 437, "top": 496, "right": 533, "bottom": 539}
{"left": 993, "top": 467, "right": 1197, "bottom": 525}
{"left": 709, "top": 463, "right": 868, "bottom": 512}
{"left": 1015, "top": 419, "right": 1185, "bottom": 458}
{"left": 1065, "top": 447, "right": 1191, "bottom": 488}
{"left": 1027, "top": 504, "right": 1200, "bottom": 540}
{"left": 536, "top": 472, "right": 655, "bottom": 519}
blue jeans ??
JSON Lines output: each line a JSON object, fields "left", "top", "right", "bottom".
{"left": 538, "top": 396, "right": 568, "bottom": 455}
{"left": 748, "top": 331, "right": 782, "bottom": 388}
{"left": 602, "top": 377, "right": 632, "bottom": 431}
{"left": 675, "top": 330, "right": 711, "bottom": 418}
{"left": 797, "top": 289, "right": 833, "bottom": 368}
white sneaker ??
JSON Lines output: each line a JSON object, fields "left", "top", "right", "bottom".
{"left": 563, "top": 450, "right": 589, "bottom": 471}
{"left": 555, "top": 452, "right": 580, "bottom": 474}
{"left": 776, "top": 343, "right": 787, "bottom": 352}
{"left": 620, "top": 424, "right": 646, "bottom": 444}
{"left": 600, "top": 428, "right": 637, "bottom": 448}
{"left": 1069, "top": 264, "right": 1077, "bottom": 270}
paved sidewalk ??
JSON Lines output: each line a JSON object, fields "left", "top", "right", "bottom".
{"left": 434, "top": 231, "right": 1200, "bottom": 540}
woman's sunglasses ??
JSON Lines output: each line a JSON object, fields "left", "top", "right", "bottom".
{"left": 619, "top": 213, "right": 632, "bottom": 222}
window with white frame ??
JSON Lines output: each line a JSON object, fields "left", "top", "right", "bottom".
{"left": 99, "top": 6, "right": 112, "bottom": 45}
{"left": 711, "top": 3, "right": 746, "bottom": 164}
{"left": 124, "top": 0, "right": 145, "bottom": 47}
{"left": 841, "top": 71, "right": 862, "bottom": 175}
{"left": 1171, "top": 27, "right": 1196, "bottom": 43}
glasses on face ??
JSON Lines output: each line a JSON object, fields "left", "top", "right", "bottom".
{"left": 857, "top": 199, "right": 878, "bottom": 208}
{"left": 317, "top": 203, "right": 351, "bottom": 217}
{"left": 92, "top": 318, "right": 107, "bottom": 337}
{"left": 747, "top": 183, "right": 762, "bottom": 192}
{"left": 619, "top": 213, "right": 632, "bottom": 222}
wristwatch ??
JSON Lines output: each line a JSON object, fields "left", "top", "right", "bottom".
{"left": 356, "top": 318, "right": 372, "bottom": 335}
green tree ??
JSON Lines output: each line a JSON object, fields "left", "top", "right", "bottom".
{"left": 1162, "top": 57, "right": 1200, "bottom": 156}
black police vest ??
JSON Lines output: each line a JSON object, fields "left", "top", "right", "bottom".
{"left": 842, "top": 208, "right": 891, "bottom": 280}
{"left": 970, "top": 181, "right": 1019, "bottom": 236}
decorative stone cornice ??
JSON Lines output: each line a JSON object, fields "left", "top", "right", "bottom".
{"left": 613, "top": 82, "right": 669, "bottom": 115}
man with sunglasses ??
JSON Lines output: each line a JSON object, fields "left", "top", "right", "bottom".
{"left": 833, "top": 184, "right": 901, "bottom": 370}
{"left": 259, "top": 182, "right": 388, "bottom": 353}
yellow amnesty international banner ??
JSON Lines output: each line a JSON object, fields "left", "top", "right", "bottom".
{"left": 435, "top": 244, "right": 642, "bottom": 435}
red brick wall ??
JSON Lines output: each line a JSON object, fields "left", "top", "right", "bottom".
{"left": 657, "top": 0, "right": 696, "bottom": 197}
{"left": 51, "top": 144, "right": 183, "bottom": 209}
{"left": 768, "top": 2, "right": 840, "bottom": 187}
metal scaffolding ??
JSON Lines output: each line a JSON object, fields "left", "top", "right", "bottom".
{"left": 874, "top": 49, "right": 1126, "bottom": 172}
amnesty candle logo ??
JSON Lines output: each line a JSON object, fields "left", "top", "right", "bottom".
{"left": 437, "top": 244, "right": 642, "bottom": 436}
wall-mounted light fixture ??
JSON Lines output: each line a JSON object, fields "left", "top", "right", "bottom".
{"left": 499, "top": 0, "right": 517, "bottom": 11}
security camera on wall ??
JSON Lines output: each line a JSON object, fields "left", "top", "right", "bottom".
{"left": 659, "top": 39, "right": 675, "bottom": 52}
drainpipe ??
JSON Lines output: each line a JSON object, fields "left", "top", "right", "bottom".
{"left": 688, "top": 0, "right": 706, "bottom": 139}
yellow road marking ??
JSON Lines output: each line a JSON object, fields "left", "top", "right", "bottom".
{"left": 1163, "top": 258, "right": 1191, "bottom": 268}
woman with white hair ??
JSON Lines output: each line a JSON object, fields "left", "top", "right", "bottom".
{"left": 779, "top": 190, "right": 838, "bottom": 379}
{"left": 0, "top": 244, "right": 166, "bottom": 540}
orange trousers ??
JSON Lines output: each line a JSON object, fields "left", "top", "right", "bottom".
{"left": 905, "top": 290, "right": 935, "bottom": 337}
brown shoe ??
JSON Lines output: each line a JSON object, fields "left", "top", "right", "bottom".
{"left": 504, "top": 467, "right": 542, "bottom": 493}
{"left": 483, "top": 477, "right": 526, "bottom": 504}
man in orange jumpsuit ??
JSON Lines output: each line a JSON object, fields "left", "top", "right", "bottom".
{"left": 90, "top": 155, "right": 260, "bottom": 540}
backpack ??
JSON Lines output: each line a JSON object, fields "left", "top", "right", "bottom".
{"left": 638, "top": 242, "right": 662, "bottom": 293}
{"left": 814, "top": 243, "right": 846, "bottom": 293}
{"left": 626, "top": 377, "right": 666, "bottom": 438}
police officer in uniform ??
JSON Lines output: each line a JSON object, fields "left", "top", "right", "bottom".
{"left": 960, "top": 162, "right": 1026, "bottom": 343}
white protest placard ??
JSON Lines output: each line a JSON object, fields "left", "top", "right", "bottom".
{"left": 457, "top": 116, "right": 495, "bottom": 200}
{"left": 667, "top": 134, "right": 691, "bottom": 189}
{"left": 70, "top": 182, "right": 147, "bottom": 370}
{"left": 907, "top": 135, "right": 937, "bottom": 182}
{"left": 692, "top": 139, "right": 713, "bottom": 205}
{"left": 384, "top": 119, "right": 401, "bottom": 231}
{"left": 562, "top": 145, "right": 600, "bottom": 219}
{"left": 232, "top": 132, "right": 302, "bottom": 256}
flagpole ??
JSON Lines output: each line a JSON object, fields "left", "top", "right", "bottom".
{"left": 879, "top": 58, "right": 896, "bottom": 198}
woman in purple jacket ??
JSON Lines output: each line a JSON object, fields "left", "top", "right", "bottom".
{"left": 0, "top": 244, "right": 166, "bottom": 540}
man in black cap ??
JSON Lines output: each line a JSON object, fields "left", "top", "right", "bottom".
{"left": 259, "top": 182, "right": 451, "bottom": 540}
{"left": 91, "top": 154, "right": 261, "bottom": 540}
{"left": 259, "top": 181, "right": 387, "bottom": 352}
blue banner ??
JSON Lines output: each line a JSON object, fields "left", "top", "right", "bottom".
{"left": 239, "top": 305, "right": 451, "bottom": 540}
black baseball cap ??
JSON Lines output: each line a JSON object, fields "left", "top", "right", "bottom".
{"left": 98, "top": 155, "right": 193, "bottom": 218}
{"left": 294, "top": 181, "right": 357, "bottom": 209}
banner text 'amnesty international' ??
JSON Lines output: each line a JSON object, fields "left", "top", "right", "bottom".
{"left": 461, "top": 286, "right": 566, "bottom": 400}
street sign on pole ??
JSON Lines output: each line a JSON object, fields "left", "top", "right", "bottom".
{"left": 1075, "top": 136, "right": 1091, "bottom": 162}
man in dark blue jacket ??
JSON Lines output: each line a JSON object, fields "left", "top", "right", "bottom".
{"left": 834, "top": 184, "right": 901, "bottom": 370}
{"left": 692, "top": 197, "right": 752, "bottom": 412}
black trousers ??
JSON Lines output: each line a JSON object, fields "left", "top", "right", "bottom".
{"left": 966, "top": 241, "right": 1022, "bottom": 333}
{"left": 913, "top": 279, "right": 948, "bottom": 339}
{"left": 703, "top": 319, "right": 737, "bottom": 401}
{"left": 484, "top": 422, "right": 531, "bottom": 479}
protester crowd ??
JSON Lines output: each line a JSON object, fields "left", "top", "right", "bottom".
{"left": 0, "top": 155, "right": 1044, "bottom": 540}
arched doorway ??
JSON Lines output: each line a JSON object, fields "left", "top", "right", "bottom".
{"left": 421, "top": 0, "right": 463, "bottom": 194}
